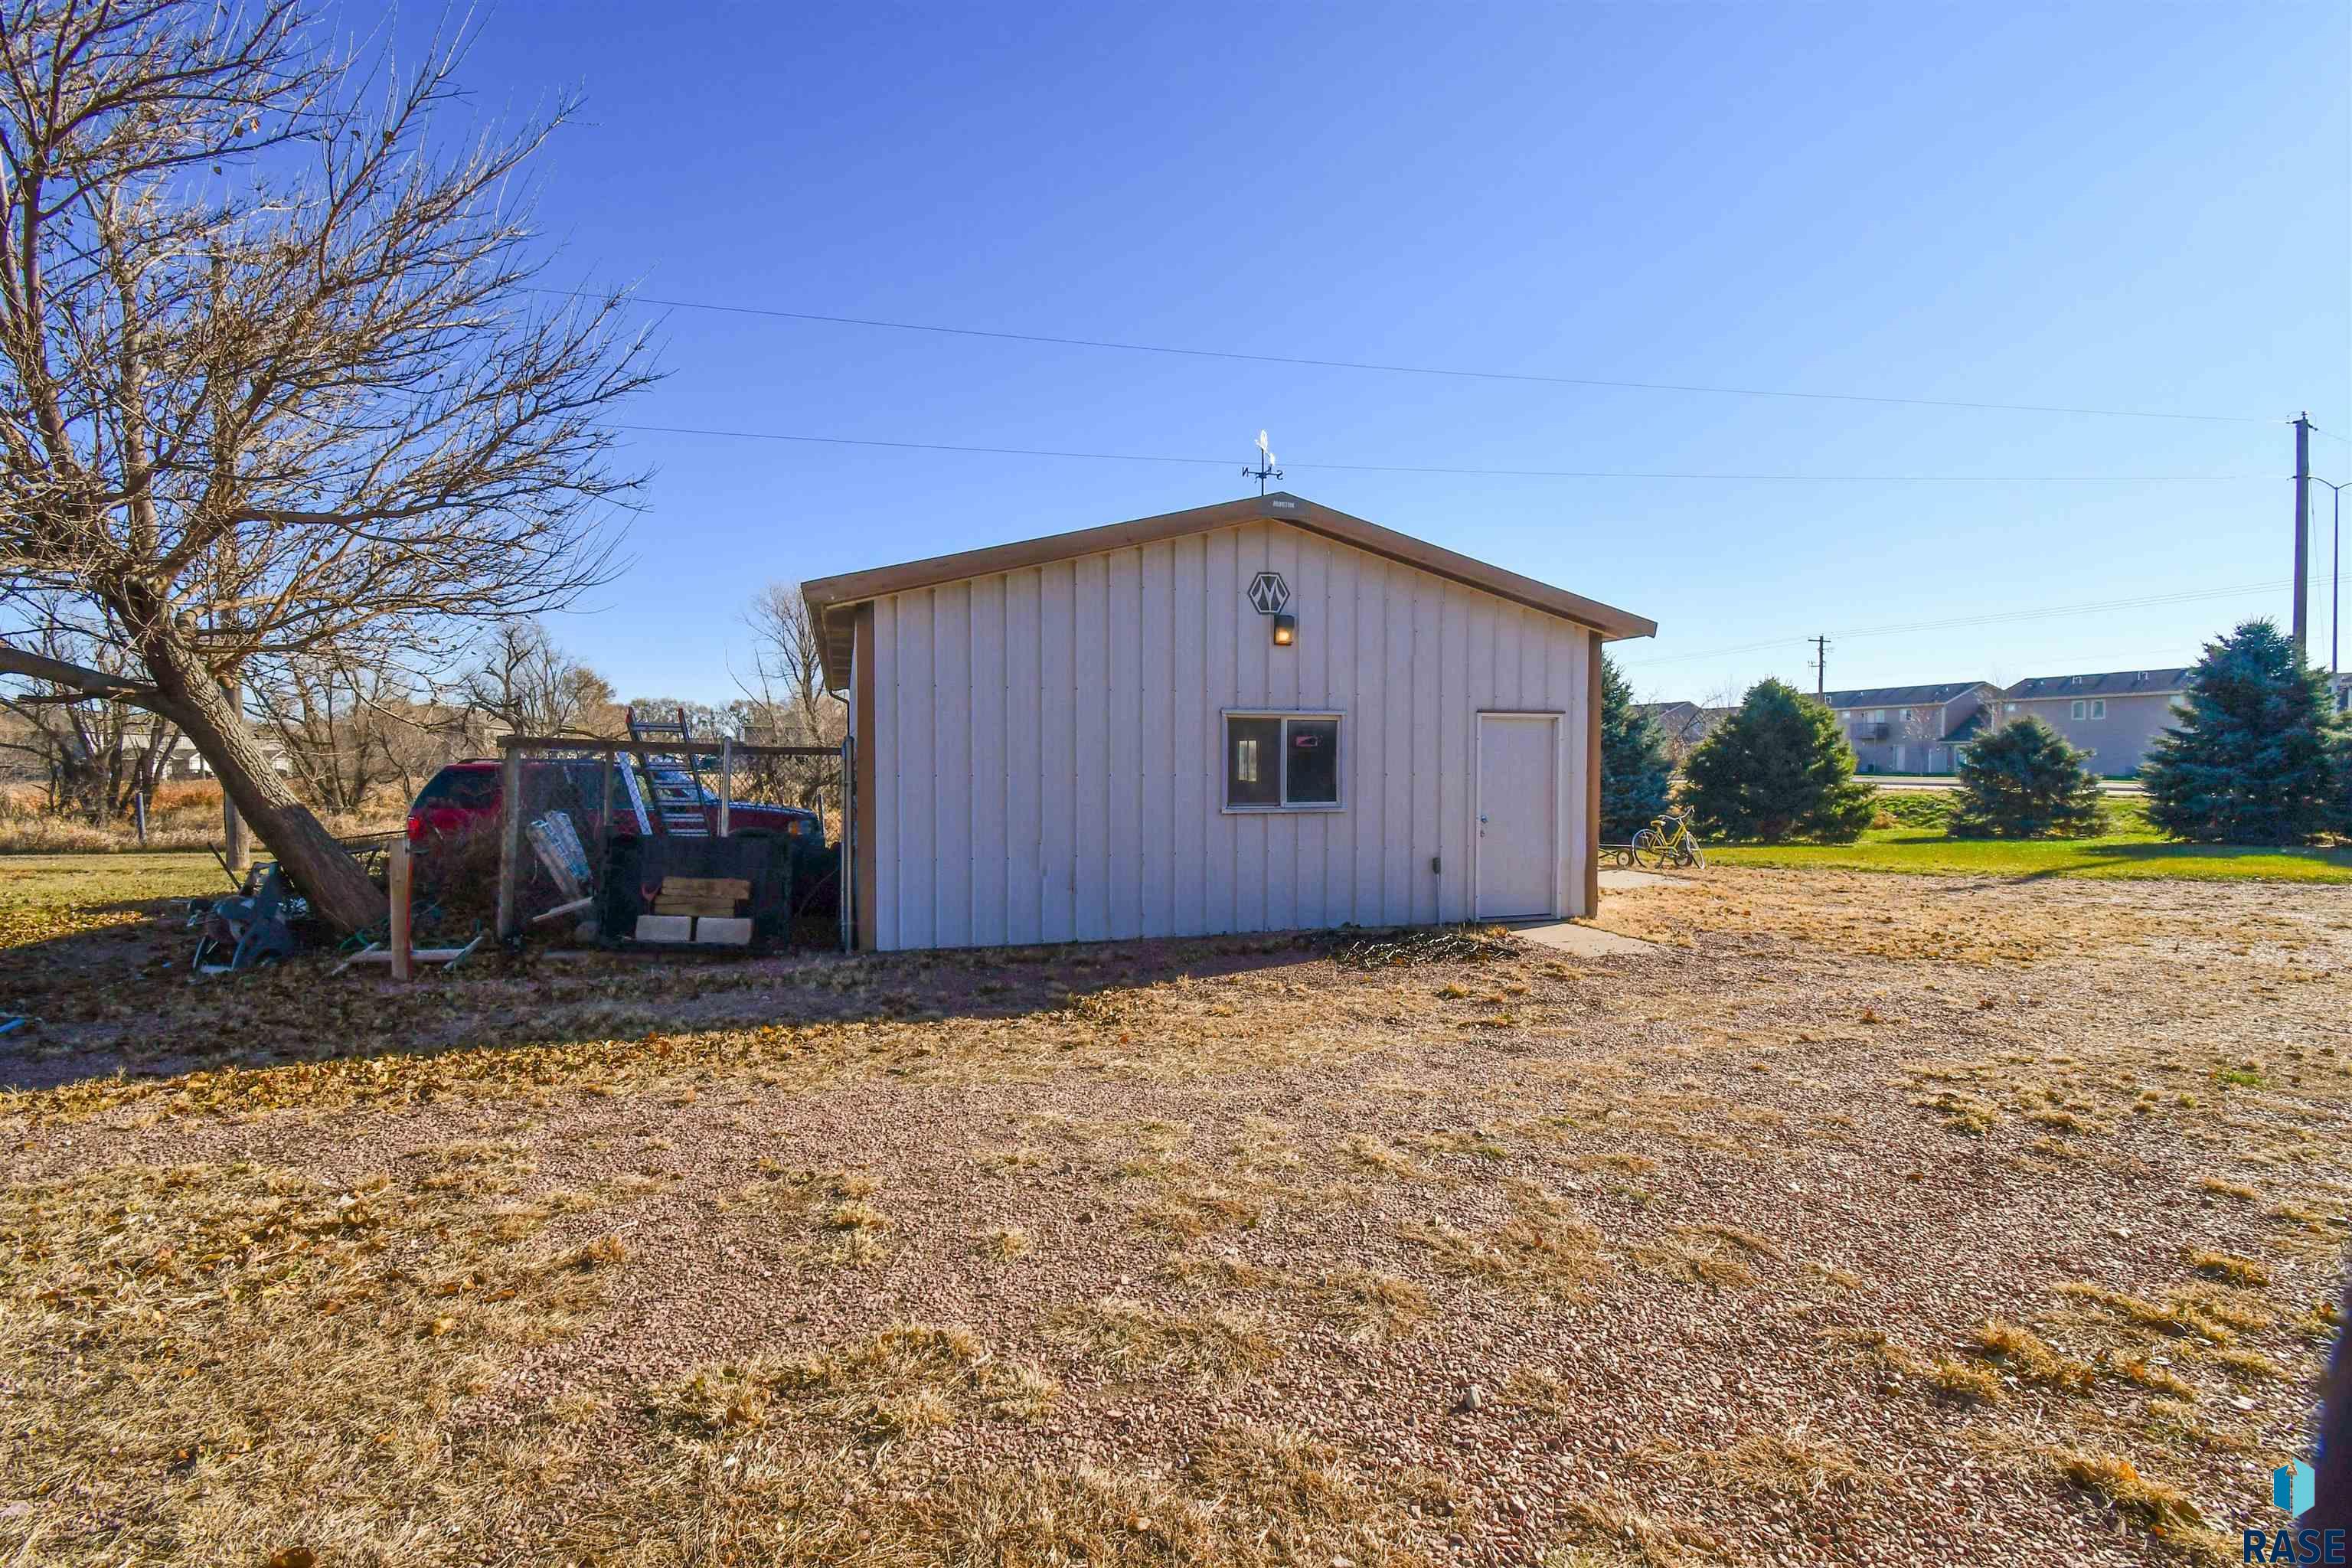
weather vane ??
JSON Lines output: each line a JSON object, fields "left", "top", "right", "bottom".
{"left": 1244, "top": 430, "right": 1282, "bottom": 496}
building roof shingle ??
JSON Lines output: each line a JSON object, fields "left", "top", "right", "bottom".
{"left": 1818, "top": 681, "right": 1989, "bottom": 710}
{"left": 2006, "top": 667, "right": 2194, "bottom": 700}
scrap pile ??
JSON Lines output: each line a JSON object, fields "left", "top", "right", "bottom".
{"left": 1329, "top": 924, "right": 1521, "bottom": 971}
{"left": 636, "top": 876, "right": 753, "bottom": 946}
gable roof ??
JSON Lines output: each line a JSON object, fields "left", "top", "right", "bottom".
{"left": 1818, "top": 681, "right": 1992, "bottom": 710}
{"left": 2006, "top": 667, "right": 2194, "bottom": 701}
{"left": 801, "top": 492, "right": 1656, "bottom": 689}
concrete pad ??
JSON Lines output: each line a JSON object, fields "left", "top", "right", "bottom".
{"left": 691, "top": 916, "right": 754, "bottom": 946}
{"left": 1599, "top": 868, "right": 1675, "bottom": 892}
{"left": 1508, "top": 920, "right": 1658, "bottom": 957}
{"left": 633, "top": 913, "right": 692, "bottom": 943}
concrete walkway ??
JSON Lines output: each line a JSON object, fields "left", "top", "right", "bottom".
{"left": 1598, "top": 867, "right": 1676, "bottom": 892}
{"left": 1505, "top": 918, "right": 1658, "bottom": 957}
{"left": 1498, "top": 867, "right": 1679, "bottom": 956}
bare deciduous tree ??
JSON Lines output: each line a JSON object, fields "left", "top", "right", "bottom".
{"left": 737, "top": 581, "right": 844, "bottom": 811}
{"left": 0, "top": 605, "right": 178, "bottom": 822}
{"left": 455, "top": 619, "right": 619, "bottom": 740}
{"left": 0, "top": 2, "right": 655, "bottom": 929}
{"left": 243, "top": 648, "right": 416, "bottom": 818}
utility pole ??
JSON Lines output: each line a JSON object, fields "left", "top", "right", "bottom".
{"left": 2293, "top": 413, "right": 2311, "bottom": 658}
{"left": 2315, "top": 476, "right": 2347, "bottom": 687}
{"left": 1809, "top": 635, "right": 1831, "bottom": 698}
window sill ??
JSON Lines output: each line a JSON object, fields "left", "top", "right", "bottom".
{"left": 1220, "top": 804, "right": 1345, "bottom": 815}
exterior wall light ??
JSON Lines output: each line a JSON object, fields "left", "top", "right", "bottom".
{"left": 1272, "top": 612, "right": 1296, "bottom": 648}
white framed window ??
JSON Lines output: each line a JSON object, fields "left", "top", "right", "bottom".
{"left": 2069, "top": 700, "right": 2086, "bottom": 720}
{"left": 1900, "top": 707, "right": 1915, "bottom": 721}
{"left": 1869, "top": 709, "right": 1886, "bottom": 723}
{"left": 1223, "top": 710, "right": 1343, "bottom": 811}
{"left": 2089, "top": 699, "right": 2105, "bottom": 719}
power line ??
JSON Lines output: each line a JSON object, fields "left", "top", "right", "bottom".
{"left": 609, "top": 422, "right": 2270, "bottom": 484}
{"left": 1625, "top": 574, "right": 2344, "bottom": 668}
{"left": 538, "top": 286, "right": 2298, "bottom": 429}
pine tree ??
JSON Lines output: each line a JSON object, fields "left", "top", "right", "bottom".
{"left": 1598, "top": 654, "right": 1673, "bottom": 838}
{"left": 2143, "top": 621, "right": 2343, "bottom": 845}
{"left": 1947, "top": 717, "right": 2109, "bottom": 838}
{"left": 1683, "top": 678, "right": 1877, "bottom": 843}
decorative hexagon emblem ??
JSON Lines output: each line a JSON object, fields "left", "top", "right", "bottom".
{"left": 1246, "top": 570, "right": 1290, "bottom": 616}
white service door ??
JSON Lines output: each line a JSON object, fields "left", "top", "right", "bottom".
{"left": 1475, "top": 714, "right": 1560, "bottom": 920}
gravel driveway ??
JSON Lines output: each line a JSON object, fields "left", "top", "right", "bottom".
{"left": 2, "top": 864, "right": 2344, "bottom": 1566}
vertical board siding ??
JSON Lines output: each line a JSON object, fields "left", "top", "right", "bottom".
{"left": 1171, "top": 536, "right": 1207, "bottom": 936}
{"left": 1437, "top": 583, "right": 1470, "bottom": 921}
{"left": 1072, "top": 556, "right": 1109, "bottom": 941}
{"left": 1321, "top": 545, "right": 1357, "bottom": 922}
{"left": 969, "top": 576, "right": 1008, "bottom": 943}
{"left": 867, "top": 521, "right": 1599, "bottom": 948}
{"left": 1037, "top": 564, "right": 1076, "bottom": 942}
{"left": 893, "top": 590, "right": 935, "bottom": 951}
{"left": 871, "top": 596, "right": 899, "bottom": 951}
{"left": 1003, "top": 570, "right": 1042, "bottom": 946}
{"left": 1106, "top": 547, "right": 1143, "bottom": 939}
{"left": 1138, "top": 541, "right": 1175, "bottom": 936}
{"left": 931, "top": 582, "right": 972, "bottom": 949}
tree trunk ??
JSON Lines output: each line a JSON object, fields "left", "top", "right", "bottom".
{"left": 140, "top": 634, "right": 387, "bottom": 933}
{"left": 219, "top": 680, "right": 250, "bottom": 872}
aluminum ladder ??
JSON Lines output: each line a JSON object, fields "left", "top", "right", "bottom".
{"left": 625, "top": 706, "right": 711, "bottom": 838}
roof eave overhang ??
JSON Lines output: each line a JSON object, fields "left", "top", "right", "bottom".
{"left": 802, "top": 492, "right": 1655, "bottom": 691}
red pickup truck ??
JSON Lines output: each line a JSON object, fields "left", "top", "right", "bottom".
{"left": 405, "top": 758, "right": 823, "bottom": 847}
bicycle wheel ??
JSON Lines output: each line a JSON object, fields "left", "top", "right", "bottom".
{"left": 1630, "top": 828, "right": 1661, "bottom": 868}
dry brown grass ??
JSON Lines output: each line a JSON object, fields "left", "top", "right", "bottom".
{"left": 1343, "top": 1132, "right": 1433, "bottom": 1179}
{"left": 2054, "top": 1282, "right": 2237, "bottom": 1343}
{"left": 1158, "top": 1252, "right": 1434, "bottom": 1343}
{"left": 664, "top": 1324, "right": 1057, "bottom": 1439}
{"left": 1628, "top": 1233, "right": 1763, "bottom": 1290}
{"left": 0, "top": 1160, "right": 630, "bottom": 1562}
{"left": 5, "top": 856, "right": 2347, "bottom": 1564}
{"left": 1661, "top": 1429, "right": 1870, "bottom": 1499}
{"left": 1551, "top": 1493, "right": 1722, "bottom": 1567}
{"left": 1399, "top": 1182, "right": 1608, "bottom": 1299}
{"left": 2181, "top": 1246, "right": 2270, "bottom": 1287}
{"left": 1047, "top": 1295, "right": 1282, "bottom": 1380}
{"left": 2046, "top": 1448, "right": 2202, "bottom": 1530}
{"left": 1965, "top": 1321, "right": 2096, "bottom": 1393}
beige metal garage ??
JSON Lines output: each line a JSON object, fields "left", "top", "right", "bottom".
{"left": 802, "top": 492, "right": 1654, "bottom": 951}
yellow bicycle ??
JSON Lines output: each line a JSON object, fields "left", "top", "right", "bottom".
{"left": 1631, "top": 807, "right": 1705, "bottom": 870}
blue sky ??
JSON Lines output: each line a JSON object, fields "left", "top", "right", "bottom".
{"left": 401, "top": 1, "right": 2348, "bottom": 704}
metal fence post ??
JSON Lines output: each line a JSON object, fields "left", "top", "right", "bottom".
{"left": 495, "top": 741, "right": 524, "bottom": 941}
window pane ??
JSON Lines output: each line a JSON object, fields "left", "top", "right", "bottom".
{"left": 1285, "top": 718, "right": 1339, "bottom": 805}
{"left": 1225, "top": 716, "right": 1282, "bottom": 807}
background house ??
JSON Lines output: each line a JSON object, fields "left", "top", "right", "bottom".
{"left": 1998, "top": 668, "right": 2194, "bottom": 777}
{"left": 1635, "top": 701, "right": 1735, "bottom": 763}
{"left": 805, "top": 492, "right": 1655, "bottom": 951}
{"left": 1819, "top": 682, "right": 2001, "bottom": 775}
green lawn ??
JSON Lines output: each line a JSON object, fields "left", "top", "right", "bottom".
{"left": 1707, "top": 826, "right": 2352, "bottom": 882}
{"left": 0, "top": 850, "right": 232, "bottom": 910}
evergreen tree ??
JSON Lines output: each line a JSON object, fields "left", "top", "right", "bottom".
{"left": 1598, "top": 654, "right": 1673, "bottom": 838}
{"left": 1947, "top": 717, "right": 2109, "bottom": 838}
{"left": 1683, "top": 678, "right": 1877, "bottom": 843}
{"left": 2143, "top": 621, "right": 2342, "bottom": 845}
